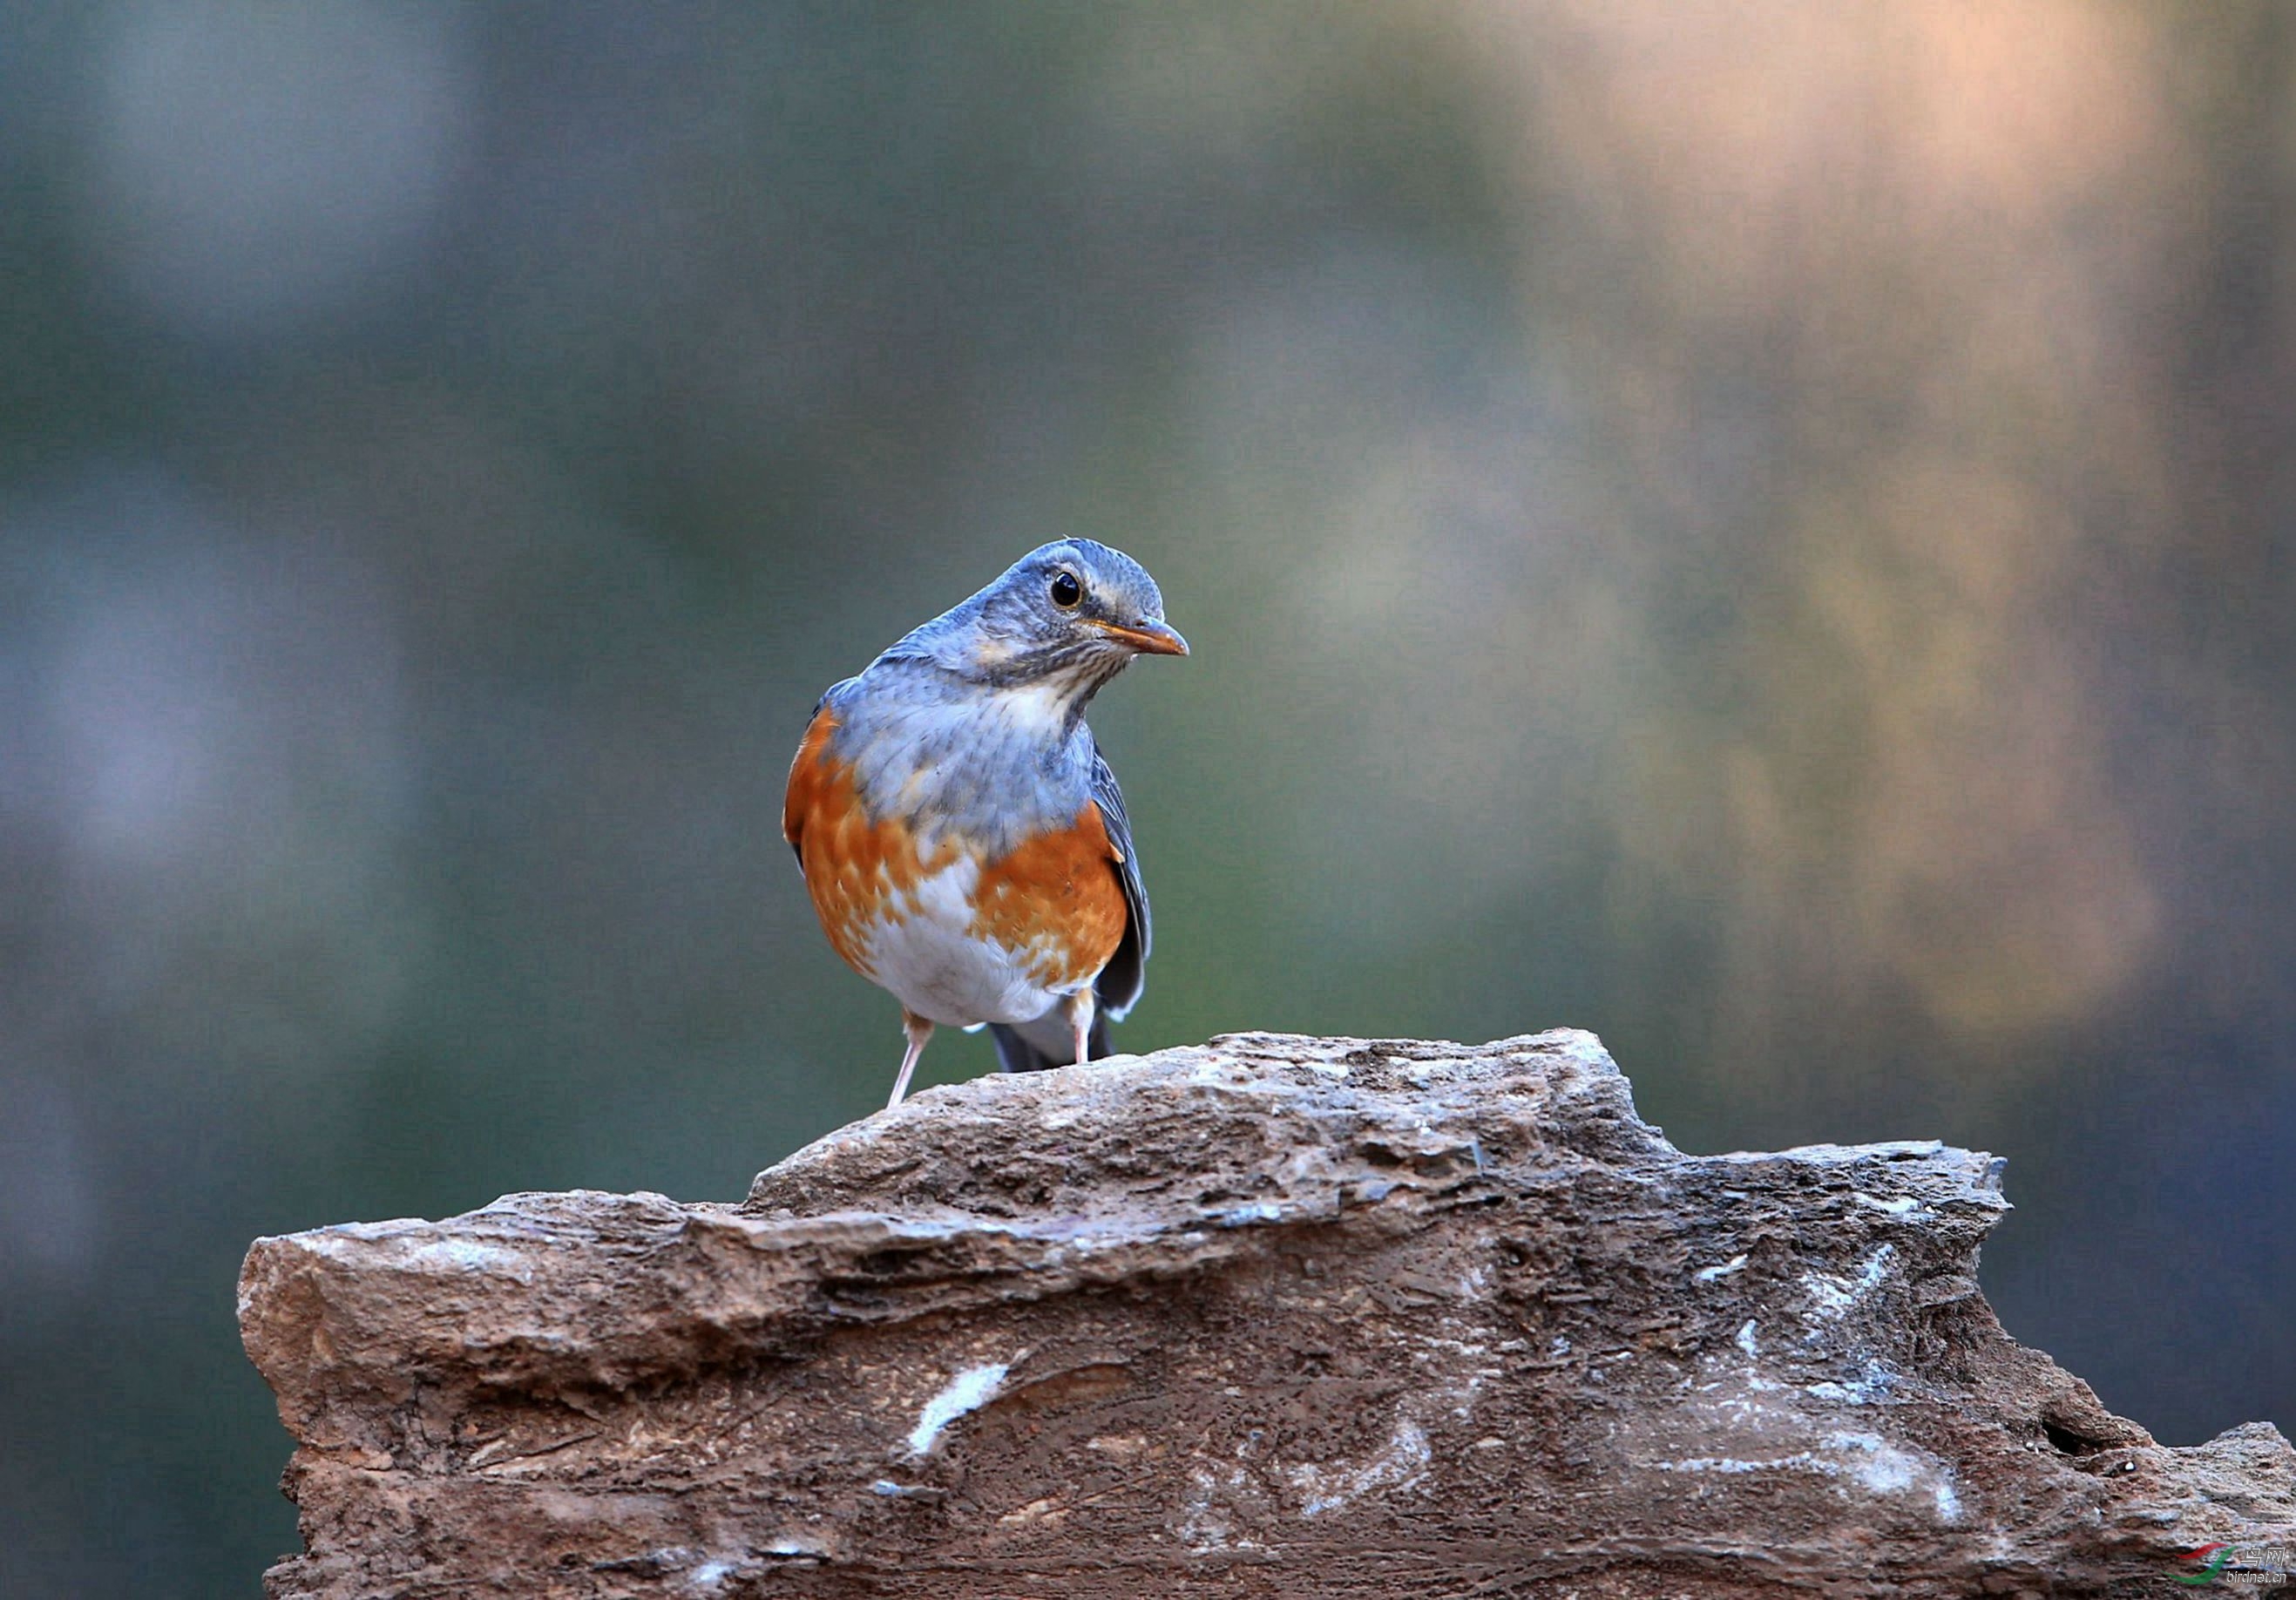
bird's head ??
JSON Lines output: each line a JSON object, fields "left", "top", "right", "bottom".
{"left": 914, "top": 539, "right": 1187, "bottom": 693}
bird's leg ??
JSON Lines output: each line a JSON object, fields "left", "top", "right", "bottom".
{"left": 887, "top": 1010, "right": 933, "bottom": 1108}
{"left": 1065, "top": 987, "right": 1096, "bottom": 1066}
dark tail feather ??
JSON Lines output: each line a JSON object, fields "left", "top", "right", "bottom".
{"left": 989, "top": 1014, "right": 1113, "bottom": 1074}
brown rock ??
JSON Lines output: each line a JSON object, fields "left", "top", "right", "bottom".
{"left": 240, "top": 1032, "right": 2296, "bottom": 1596}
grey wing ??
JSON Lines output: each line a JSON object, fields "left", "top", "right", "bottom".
{"left": 1089, "top": 742, "right": 1151, "bottom": 1020}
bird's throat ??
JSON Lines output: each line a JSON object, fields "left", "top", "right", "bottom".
{"left": 991, "top": 660, "right": 1121, "bottom": 741}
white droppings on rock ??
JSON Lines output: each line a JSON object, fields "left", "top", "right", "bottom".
{"left": 1289, "top": 1418, "right": 1431, "bottom": 1516}
{"left": 1179, "top": 1461, "right": 1247, "bottom": 1551}
{"left": 1826, "top": 1430, "right": 1915, "bottom": 1492}
{"left": 1657, "top": 1453, "right": 1813, "bottom": 1475}
{"left": 1805, "top": 1359, "right": 1898, "bottom": 1406}
{"left": 904, "top": 1362, "right": 1008, "bottom": 1456}
{"left": 1654, "top": 1432, "right": 1962, "bottom": 1523}
{"left": 1825, "top": 1430, "right": 1962, "bottom": 1521}
{"left": 1855, "top": 1191, "right": 1923, "bottom": 1216}
{"left": 301, "top": 1226, "right": 536, "bottom": 1282}
{"left": 1803, "top": 1244, "right": 1895, "bottom": 1321}
{"left": 1697, "top": 1253, "right": 1748, "bottom": 1282}
{"left": 407, "top": 1237, "right": 529, "bottom": 1278}
{"left": 1213, "top": 1202, "right": 1286, "bottom": 1227}
{"left": 1717, "top": 1139, "right": 1947, "bottom": 1168}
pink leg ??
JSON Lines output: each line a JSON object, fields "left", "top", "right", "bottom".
{"left": 887, "top": 1011, "right": 933, "bottom": 1108}
{"left": 1067, "top": 988, "right": 1096, "bottom": 1066}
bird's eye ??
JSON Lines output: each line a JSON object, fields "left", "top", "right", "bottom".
{"left": 1048, "top": 570, "right": 1083, "bottom": 608}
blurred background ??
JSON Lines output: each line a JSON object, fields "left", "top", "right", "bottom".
{"left": 3, "top": 1, "right": 2293, "bottom": 1590}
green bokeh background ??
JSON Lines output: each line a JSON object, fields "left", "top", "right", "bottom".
{"left": 3, "top": 3, "right": 2293, "bottom": 1591}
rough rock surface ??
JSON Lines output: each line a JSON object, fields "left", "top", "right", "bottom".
{"left": 240, "top": 1032, "right": 2296, "bottom": 1597}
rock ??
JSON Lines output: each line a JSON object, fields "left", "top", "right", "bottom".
{"left": 239, "top": 1032, "right": 2296, "bottom": 1597}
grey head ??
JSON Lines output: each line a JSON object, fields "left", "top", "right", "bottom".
{"left": 884, "top": 539, "right": 1188, "bottom": 696}
{"left": 831, "top": 539, "right": 1186, "bottom": 850}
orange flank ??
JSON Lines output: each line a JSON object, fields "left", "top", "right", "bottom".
{"left": 782, "top": 708, "right": 954, "bottom": 975}
{"left": 965, "top": 801, "right": 1128, "bottom": 990}
{"left": 782, "top": 708, "right": 1128, "bottom": 993}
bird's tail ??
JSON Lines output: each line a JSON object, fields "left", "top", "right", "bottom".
{"left": 989, "top": 1011, "right": 1113, "bottom": 1074}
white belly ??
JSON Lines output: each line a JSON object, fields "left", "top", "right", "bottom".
{"left": 857, "top": 856, "right": 1075, "bottom": 1028}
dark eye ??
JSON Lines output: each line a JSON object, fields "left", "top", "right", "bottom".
{"left": 1048, "top": 570, "right": 1083, "bottom": 608}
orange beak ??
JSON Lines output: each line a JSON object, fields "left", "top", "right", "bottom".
{"left": 1087, "top": 617, "right": 1189, "bottom": 656}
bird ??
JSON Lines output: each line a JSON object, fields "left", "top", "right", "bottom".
{"left": 783, "top": 540, "right": 1187, "bottom": 1109}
